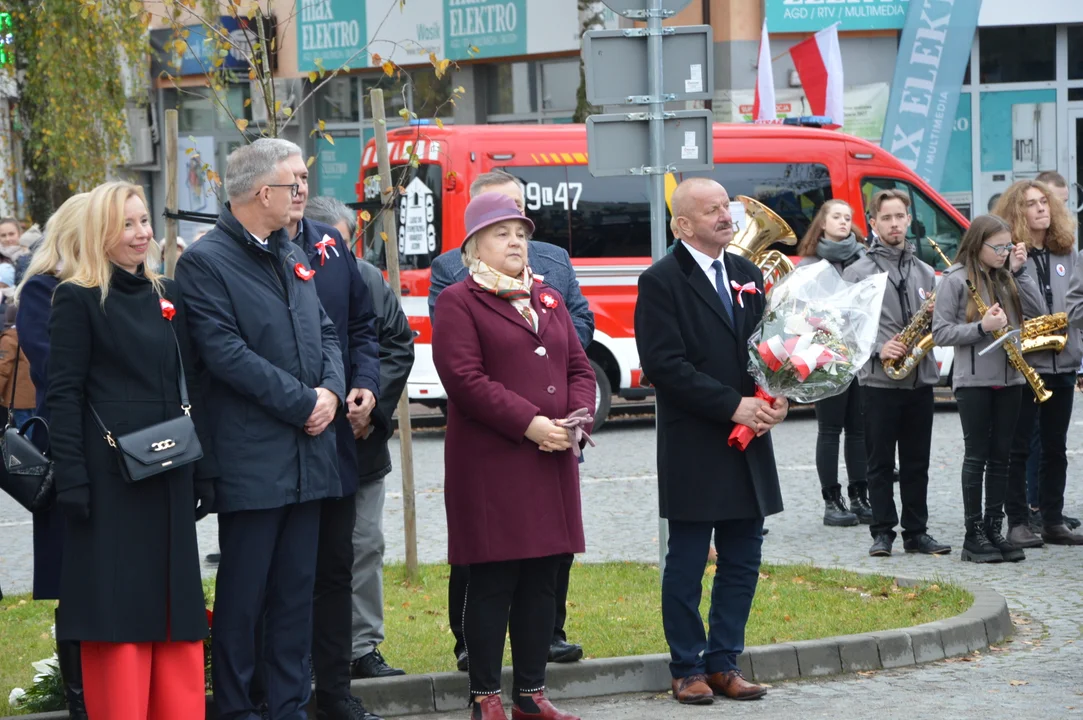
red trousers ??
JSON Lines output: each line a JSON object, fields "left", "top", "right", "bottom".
{"left": 81, "top": 640, "right": 205, "bottom": 720}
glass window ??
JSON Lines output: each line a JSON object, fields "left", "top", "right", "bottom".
{"left": 315, "top": 76, "right": 360, "bottom": 123}
{"left": 1070, "top": 25, "right": 1083, "bottom": 80}
{"left": 218, "top": 85, "right": 252, "bottom": 127}
{"left": 861, "top": 178, "right": 965, "bottom": 270}
{"left": 176, "top": 89, "right": 216, "bottom": 133}
{"left": 487, "top": 62, "right": 538, "bottom": 115}
{"left": 979, "top": 26, "right": 1055, "bottom": 84}
{"left": 412, "top": 68, "right": 454, "bottom": 118}
{"left": 362, "top": 73, "right": 409, "bottom": 120}
{"left": 360, "top": 163, "right": 442, "bottom": 271}
{"left": 540, "top": 61, "right": 579, "bottom": 112}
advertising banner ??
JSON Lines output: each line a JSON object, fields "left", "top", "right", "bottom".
{"left": 766, "top": 0, "right": 910, "bottom": 33}
{"left": 714, "top": 83, "right": 889, "bottom": 143}
{"left": 176, "top": 136, "right": 219, "bottom": 243}
{"left": 298, "top": 0, "right": 368, "bottom": 73}
{"left": 316, "top": 133, "right": 368, "bottom": 202}
{"left": 880, "top": 0, "right": 982, "bottom": 191}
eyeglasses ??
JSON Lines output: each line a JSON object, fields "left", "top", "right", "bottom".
{"left": 263, "top": 183, "right": 300, "bottom": 198}
{"left": 983, "top": 243, "right": 1013, "bottom": 255}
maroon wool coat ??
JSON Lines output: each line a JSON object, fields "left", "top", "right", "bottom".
{"left": 433, "top": 277, "right": 595, "bottom": 565}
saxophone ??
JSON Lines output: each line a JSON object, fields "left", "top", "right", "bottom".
{"left": 926, "top": 237, "right": 1051, "bottom": 403}
{"left": 1021, "top": 312, "right": 1068, "bottom": 354}
{"left": 881, "top": 293, "right": 936, "bottom": 380}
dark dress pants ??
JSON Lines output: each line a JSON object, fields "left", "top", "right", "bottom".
{"left": 1007, "top": 374, "right": 1075, "bottom": 527}
{"left": 956, "top": 387, "right": 1023, "bottom": 527}
{"left": 313, "top": 494, "right": 357, "bottom": 703}
{"left": 451, "top": 553, "right": 574, "bottom": 657}
{"left": 863, "top": 386, "right": 933, "bottom": 542}
{"left": 213, "top": 501, "right": 321, "bottom": 720}
{"left": 464, "top": 555, "right": 561, "bottom": 695}
{"left": 662, "top": 518, "right": 763, "bottom": 679}
{"left": 1025, "top": 418, "right": 1041, "bottom": 508}
{"left": 813, "top": 383, "right": 867, "bottom": 499}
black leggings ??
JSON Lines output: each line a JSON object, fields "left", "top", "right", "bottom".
{"left": 464, "top": 555, "right": 561, "bottom": 697}
{"left": 814, "top": 383, "right": 867, "bottom": 499}
{"left": 955, "top": 386, "right": 1023, "bottom": 529}
{"left": 1006, "top": 373, "right": 1075, "bottom": 526}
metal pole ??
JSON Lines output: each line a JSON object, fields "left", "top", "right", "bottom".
{"left": 163, "top": 110, "right": 179, "bottom": 279}
{"left": 370, "top": 89, "right": 419, "bottom": 584}
{"left": 646, "top": 0, "right": 669, "bottom": 576}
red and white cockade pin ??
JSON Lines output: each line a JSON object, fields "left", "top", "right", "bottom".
{"left": 315, "top": 234, "right": 339, "bottom": 266}
{"left": 540, "top": 293, "right": 559, "bottom": 309}
{"left": 160, "top": 298, "right": 176, "bottom": 321}
{"left": 294, "top": 263, "right": 316, "bottom": 281}
{"left": 730, "top": 280, "right": 760, "bottom": 308}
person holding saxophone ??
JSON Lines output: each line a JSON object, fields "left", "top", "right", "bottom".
{"left": 994, "top": 181, "right": 1083, "bottom": 548}
{"left": 842, "top": 190, "right": 950, "bottom": 558}
{"left": 931, "top": 215, "right": 1047, "bottom": 563}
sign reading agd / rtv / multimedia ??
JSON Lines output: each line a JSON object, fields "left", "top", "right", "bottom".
{"left": 766, "top": 0, "right": 910, "bottom": 33}
{"left": 296, "top": 0, "right": 578, "bottom": 73}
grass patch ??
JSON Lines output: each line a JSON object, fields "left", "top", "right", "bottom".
{"left": 0, "top": 562, "right": 969, "bottom": 713}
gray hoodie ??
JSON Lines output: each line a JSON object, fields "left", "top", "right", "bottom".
{"left": 1026, "top": 247, "right": 1083, "bottom": 376}
{"left": 842, "top": 241, "right": 939, "bottom": 389}
{"left": 931, "top": 263, "right": 1045, "bottom": 388}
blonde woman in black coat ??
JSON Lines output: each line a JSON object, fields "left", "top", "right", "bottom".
{"left": 47, "top": 182, "right": 217, "bottom": 719}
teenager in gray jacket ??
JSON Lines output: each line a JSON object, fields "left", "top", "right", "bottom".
{"left": 795, "top": 200, "right": 871, "bottom": 528}
{"left": 842, "top": 190, "right": 948, "bottom": 559}
{"left": 932, "top": 215, "right": 1045, "bottom": 564}
{"left": 995, "top": 181, "right": 1083, "bottom": 548}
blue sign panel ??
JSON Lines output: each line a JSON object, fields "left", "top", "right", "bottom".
{"left": 151, "top": 15, "right": 276, "bottom": 77}
{"left": 880, "top": 0, "right": 982, "bottom": 191}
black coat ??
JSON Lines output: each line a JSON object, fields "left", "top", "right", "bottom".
{"left": 47, "top": 271, "right": 215, "bottom": 642}
{"left": 634, "top": 241, "right": 783, "bottom": 522}
{"left": 355, "top": 259, "right": 414, "bottom": 483}
{"left": 297, "top": 218, "right": 381, "bottom": 495}
{"left": 15, "top": 273, "right": 63, "bottom": 600}
{"left": 175, "top": 205, "right": 346, "bottom": 513}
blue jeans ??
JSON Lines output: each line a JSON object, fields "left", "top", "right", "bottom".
{"left": 11, "top": 408, "right": 33, "bottom": 428}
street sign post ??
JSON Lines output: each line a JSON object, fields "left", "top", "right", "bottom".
{"left": 589, "top": 0, "right": 714, "bottom": 573}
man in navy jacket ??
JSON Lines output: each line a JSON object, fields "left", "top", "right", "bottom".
{"left": 176, "top": 140, "right": 345, "bottom": 720}
{"left": 270, "top": 140, "right": 383, "bottom": 720}
{"left": 428, "top": 169, "right": 594, "bottom": 670}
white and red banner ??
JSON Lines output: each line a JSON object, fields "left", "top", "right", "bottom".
{"left": 752, "top": 19, "right": 777, "bottom": 122}
{"left": 789, "top": 24, "right": 844, "bottom": 129}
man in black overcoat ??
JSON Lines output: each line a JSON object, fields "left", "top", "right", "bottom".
{"left": 176, "top": 141, "right": 346, "bottom": 720}
{"left": 634, "top": 177, "right": 787, "bottom": 706}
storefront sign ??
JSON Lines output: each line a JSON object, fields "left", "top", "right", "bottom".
{"left": 296, "top": 0, "right": 577, "bottom": 72}
{"left": 151, "top": 15, "right": 277, "bottom": 78}
{"left": 715, "top": 83, "right": 889, "bottom": 143}
{"left": 766, "top": 0, "right": 910, "bottom": 33}
{"left": 880, "top": 0, "right": 982, "bottom": 191}
{"left": 316, "top": 133, "right": 367, "bottom": 202}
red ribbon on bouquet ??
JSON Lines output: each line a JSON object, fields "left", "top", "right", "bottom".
{"left": 728, "top": 386, "right": 776, "bottom": 451}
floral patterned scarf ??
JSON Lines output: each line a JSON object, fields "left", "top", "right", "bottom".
{"left": 469, "top": 258, "right": 538, "bottom": 331}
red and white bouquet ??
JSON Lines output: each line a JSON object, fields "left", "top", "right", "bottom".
{"left": 729, "top": 260, "right": 887, "bottom": 450}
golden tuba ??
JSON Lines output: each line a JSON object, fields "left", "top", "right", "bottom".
{"left": 726, "top": 195, "right": 797, "bottom": 290}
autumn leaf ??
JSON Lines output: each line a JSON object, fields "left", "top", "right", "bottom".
{"left": 371, "top": 53, "right": 382, "bottom": 65}
{"left": 307, "top": 156, "right": 316, "bottom": 168}
{"left": 318, "top": 120, "right": 326, "bottom": 132}
{"left": 308, "top": 71, "right": 318, "bottom": 83}
{"left": 243, "top": 98, "right": 251, "bottom": 107}
{"left": 360, "top": 210, "right": 372, "bottom": 222}
{"left": 398, "top": 108, "right": 410, "bottom": 121}
{"left": 380, "top": 232, "right": 389, "bottom": 243}
{"left": 235, "top": 119, "right": 249, "bottom": 132}
{"left": 434, "top": 118, "right": 445, "bottom": 129}
{"left": 1009, "top": 680, "right": 1029, "bottom": 687}
{"left": 382, "top": 61, "right": 395, "bottom": 77}
{"left": 282, "top": 106, "right": 293, "bottom": 118}
{"left": 323, "top": 134, "right": 334, "bottom": 146}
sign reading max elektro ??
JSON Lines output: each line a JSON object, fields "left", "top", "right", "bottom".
{"left": 445, "top": 0, "right": 527, "bottom": 61}
{"left": 767, "top": 0, "right": 910, "bottom": 33}
{"left": 298, "top": 0, "right": 367, "bottom": 72}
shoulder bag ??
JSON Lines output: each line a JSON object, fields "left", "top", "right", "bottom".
{"left": 0, "top": 341, "right": 56, "bottom": 512}
{"left": 89, "top": 324, "right": 203, "bottom": 483}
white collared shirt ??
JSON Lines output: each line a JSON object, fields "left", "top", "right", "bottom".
{"left": 682, "top": 240, "right": 730, "bottom": 294}
{"left": 247, "top": 231, "right": 268, "bottom": 247}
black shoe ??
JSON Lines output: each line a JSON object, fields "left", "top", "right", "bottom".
{"left": 1041, "top": 523, "right": 1083, "bottom": 545}
{"left": 205, "top": 553, "right": 221, "bottom": 564}
{"left": 548, "top": 637, "right": 584, "bottom": 663}
{"left": 824, "top": 496, "right": 859, "bottom": 527}
{"left": 961, "top": 525, "right": 1003, "bottom": 563}
{"left": 985, "top": 517, "right": 1024, "bottom": 562}
{"left": 317, "top": 695, "right": 383, "bottom": 720}
{"left": 56, "top": 639, "right": 88, "bottom": 720}
{"left": 351, "top": 649, "right": 405, "bottom": 679}
{"left": 869, "top": 533, "right": 893, "bottom": 557}
{"left": 1065, "top": 515, "right": 1081, "bottom": 530}
{"left": 903, "top": 533, "right": 951, "bottom": 555}
{"left": 849, "top": 493, "right": 874, "bottom": 525}
{"left": 456, "top": 649, "right": 469, "bottom": 672}
{"left": 762, "top": 527, "right": 769, "bottom": 536}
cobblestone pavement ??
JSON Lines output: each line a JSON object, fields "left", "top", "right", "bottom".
{"left": 3, "top": 403, "right": 1083, "bottom": 717}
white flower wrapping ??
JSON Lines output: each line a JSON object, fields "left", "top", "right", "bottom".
{"left": 747, "top": 260, "right": 888, "bottom": 405}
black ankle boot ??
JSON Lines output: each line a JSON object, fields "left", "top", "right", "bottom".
{"left": 848, "top": 484, "right": 874, "bottom": 525}
{"left": 55, "top": 633, "right": 88, "bottom": 720}
{"left": 984, "top": 516, "right": 1024, "bottom": 562}
{"left": 823, "top": 489, "right": 858, "bottom": 527}
{"left": 961, "top": 524, "right": 1003, "bottom": 563}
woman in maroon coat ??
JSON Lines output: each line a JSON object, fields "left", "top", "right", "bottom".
{"left": 433, "top": 192, "right": 596, "bottom": 720}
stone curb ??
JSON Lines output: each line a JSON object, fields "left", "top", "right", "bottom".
{"left": 6, "top": 578, "right": 1009, "bottom": 719}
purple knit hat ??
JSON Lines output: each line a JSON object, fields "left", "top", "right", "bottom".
{"left": 461, "top": 192, "right": 534, "bottom": 252}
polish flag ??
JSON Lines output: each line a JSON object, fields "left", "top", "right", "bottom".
{"left": 789, "top": 24, "right": 844, "bottom": 129}
{"left": 752, "top": 19, "right": 776, "bottom": 122}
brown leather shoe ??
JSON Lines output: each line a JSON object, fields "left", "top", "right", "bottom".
{"left": 1042, "top": 523, "right": 1083, "bottom": 545}
{"left": 510, "top": 691, "right": 580, "bottom": 720}
{"left": 473, "top": 695, "right": 510, "bottom": 720}
{"left": 671, "top": 674, "right": 714, "bottom": 705}
{"left": 706, "top": 670, "right": 767, "bottom": 701}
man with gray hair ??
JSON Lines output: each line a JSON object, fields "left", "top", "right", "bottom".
{"left": 176, "top": 139, "right": 346, "bottom": 720}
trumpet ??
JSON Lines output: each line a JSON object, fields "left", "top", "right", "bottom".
{"left": 925, "top": 237, "right": 1050, "bottom": 403}
{"left": 882, "top": 293, "right": 936, "bottom": 381}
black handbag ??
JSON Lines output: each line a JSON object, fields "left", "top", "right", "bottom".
{"left": 0, "top": 341, "right": 55, "bottom": 512}
{"left": 89, "top": 325, "right": 203, "bottom": 483}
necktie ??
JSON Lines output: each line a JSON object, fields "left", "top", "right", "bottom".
{"left": 711, "top": 260, "right": 735, "bottom": 324}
